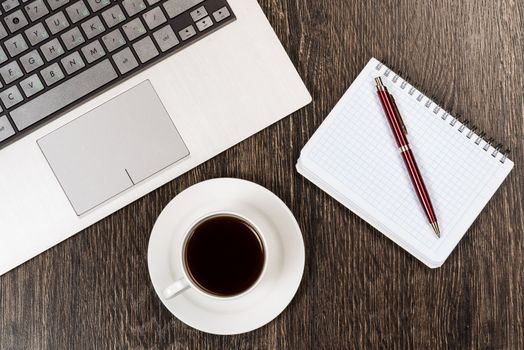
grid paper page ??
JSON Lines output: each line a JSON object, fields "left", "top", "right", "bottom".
{"left": 300, "top": 58, "right": 514, "bottom": 265}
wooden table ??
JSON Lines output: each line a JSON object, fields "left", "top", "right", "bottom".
{"left": 1, "top": 0, "right": 523, "bottom": 348}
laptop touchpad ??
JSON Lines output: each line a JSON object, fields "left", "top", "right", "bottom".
{"left": 38, "top": 80, "right": 190, "bottom": 216}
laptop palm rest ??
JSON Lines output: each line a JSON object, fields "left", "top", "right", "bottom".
{"left": 38, "top": 80, "right": 190, "bottom": 216}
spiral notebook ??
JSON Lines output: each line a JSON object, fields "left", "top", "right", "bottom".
{"left": 297, "top": 58, "right": 514, "bottom": 268}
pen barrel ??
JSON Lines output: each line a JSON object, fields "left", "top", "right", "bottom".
{"left": 377, "top": 90, "right": 408, "bottom": 147}
{"left": 400, "top": 149, "right": 438, "bottom": 224}
{"left": 377, "top": 87, "right": 438, "bottom": 225}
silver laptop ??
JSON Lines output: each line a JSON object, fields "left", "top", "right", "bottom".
{"left": 0, "top": 0, "right": 311, "bottom": 275}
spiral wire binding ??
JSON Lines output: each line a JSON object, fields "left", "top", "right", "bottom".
{"left": 374, "top": 61, "right": 510, "bottom": 164}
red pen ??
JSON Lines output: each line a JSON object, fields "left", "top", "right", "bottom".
{"left": 375, "top": 77, "right": 440, "bottom": 238}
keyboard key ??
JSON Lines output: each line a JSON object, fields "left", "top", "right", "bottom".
{"left": 66, "top": 0, "right": 90, "bottom": 23}
{"left": 4, "top": 10, "right": 29, "bottom": 33}
{"left": 81, "top": 39, "right": 105, "bottom": 63}
{"left": 20, "top": 74, "right": 44, "bottom": 97}
{"left": 20, "top": 50, "right": 44, "bottom": 72}
{"left": 146, "top": 0, "right": 159, "bottom": 5}
{"left": 122, "top": 17, "right": 145, "bottom": 41}
{"left": 25, "top": 22, "right": 49, "bottom": 45}
{"left": 4, "top": 34, "right": 28, "bottom": 57}
{"left": 46, "top": 11, "right": 70, "bottom": 34}
{"left": 40, "top": 38, "right": 64, "bottom": 61}
{"left": 163, "top": 0, "right": 203, "bottom": 19}
{"left": 40, "top": 62, "right": 64, "bottom": 85}
{"left": 101, "top": 5, "right": 125, "bottom": 28}
{"left": 212, "top": 7, "right": 230, "bottom": 22}
{"left": 47, "top": 0, "right": 69, "bottom": 10}
{"left": 61, "top": 51, "right": 85, "bottom": 74}
{"left": 178, "top": 25, "right": 196, "bottom": 41}
{"left": 190, "top": 6, "right": 207, "bottom": 21}
{"left": 10, "top": 59, "right": 118, "bottom": 130}
{"left": 25, "top": 0, "right": 49, "bottom": 21}
{"left": 0, "top": 61, "right": 24, "bottom": 84}
{"left": 142, "top": 7, "right": 166, "bottom": 30}
{"left": 122, "top": 0, "right": 145, "bottom": 16}
{"left": 61, "top": 27, "right": 85, "bottom": 50}
{"left": 112, "top": 47, "right": 138, "bottom": 74}
{"left": 133, "top": 36, "right": 158, "bottom": 63}
{"left": 81, "top": 15, "right": 105, "bottom": 39}
{"left": 195, "top": 16, "right": 212, "bottom": 32}
{"left": 86, "top": 0, "right": 110, "bottom": 12}
{"left": 153, "top": 25, "right": 178, "bottom": 52}
{"left": 0, "top": 115, "right": 16, "bottom": 142}
{"left": 0, "top": 46, "right": 7, "bottom": 64}
{"left": 102, "top": 28, "right": 125, "bottom": 52}
{"left": 2, "top": 0, "right": 20, "bottom": 12}
{"left": 0, "top": 22, "right": 7, "bottom": 39}
{"left": 0, "top": 85, "right": 24, "bottom": 108}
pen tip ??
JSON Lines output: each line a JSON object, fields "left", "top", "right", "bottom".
{"left": 431, "top": 222, "right": 441, "bottom": 238}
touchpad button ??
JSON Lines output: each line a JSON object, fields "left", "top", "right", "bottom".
{"left": 38, "top": 80, "right": 189, "bottom": 216}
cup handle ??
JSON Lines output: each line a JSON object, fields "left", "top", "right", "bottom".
{"left": 162, "top": 277, "right": 190, "bottom": 300}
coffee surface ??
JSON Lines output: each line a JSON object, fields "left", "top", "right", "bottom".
{"left": 185, "top": 215, "right": 265, "bottom": 297}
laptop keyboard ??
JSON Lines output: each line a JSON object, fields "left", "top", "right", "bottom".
{"left": 0, "top": 0, "right": 235, "bottom": 147}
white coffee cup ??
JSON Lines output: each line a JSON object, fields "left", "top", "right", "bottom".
{"left": 163, "top": 211, "right": 268, "bottom": 300}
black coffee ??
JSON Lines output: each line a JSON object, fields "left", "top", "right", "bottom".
{"left": 184, "top": 215, "right": 265, "bottom": 297}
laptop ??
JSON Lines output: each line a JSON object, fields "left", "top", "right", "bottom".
{"left": 0, "top": 0, "right": 311, "bottom": 276}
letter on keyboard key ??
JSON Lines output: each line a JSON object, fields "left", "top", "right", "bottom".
{"left": 102, "top": 5, "right": 126, "bottom": 28}
{"left": 40, "top": 62, "right": 65, "bottom": 86}
{"left": 40, "top": 38, "right": 65, "bottom": 61}
{"left": 66, "top": 1, "right": 90, "bottom": 23}
{"left": 45, "top": 11, "right": 70, "bottom": 35}
{"left": 25, "top": 23, "right": 50, "bottom": 46}
{"left": 61, "top": 27, "right": 85, "bottom": 50}
{"left": 10, "top": 59, "right": 118, "bottom": 130}
{"left": 20, "top": 74, "right": 44, "bottom": 97}
{"left": 20, "top": 50, "right": 44, "bottom": 73}
{"left": 61, "top": 51, "right": 85, "bottom": 75}
{"left": 4, "top": 34, "right": 29, "bottom": 57}
{"left": 82, "top": 40, "right": 105, "bottom": 63}
{"left": 0, "top": 86, "right": 24, "bottom": 109}
{"left": 0, "top": 61, "right": 23, "bottom": 85}
{"left": 81, "top": 15, "right": 105, "bottom": 39}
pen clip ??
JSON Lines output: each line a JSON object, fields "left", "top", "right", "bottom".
{"left": 389, "top": 94, "right": 408, "bottom": 135}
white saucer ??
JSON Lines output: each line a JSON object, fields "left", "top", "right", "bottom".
{"left": 147, "top": 178, "right": 305, "bottom": 335}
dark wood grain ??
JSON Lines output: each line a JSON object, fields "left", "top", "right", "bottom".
{"left": 1, "top": 0, "right": 523, "bottom": 349}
